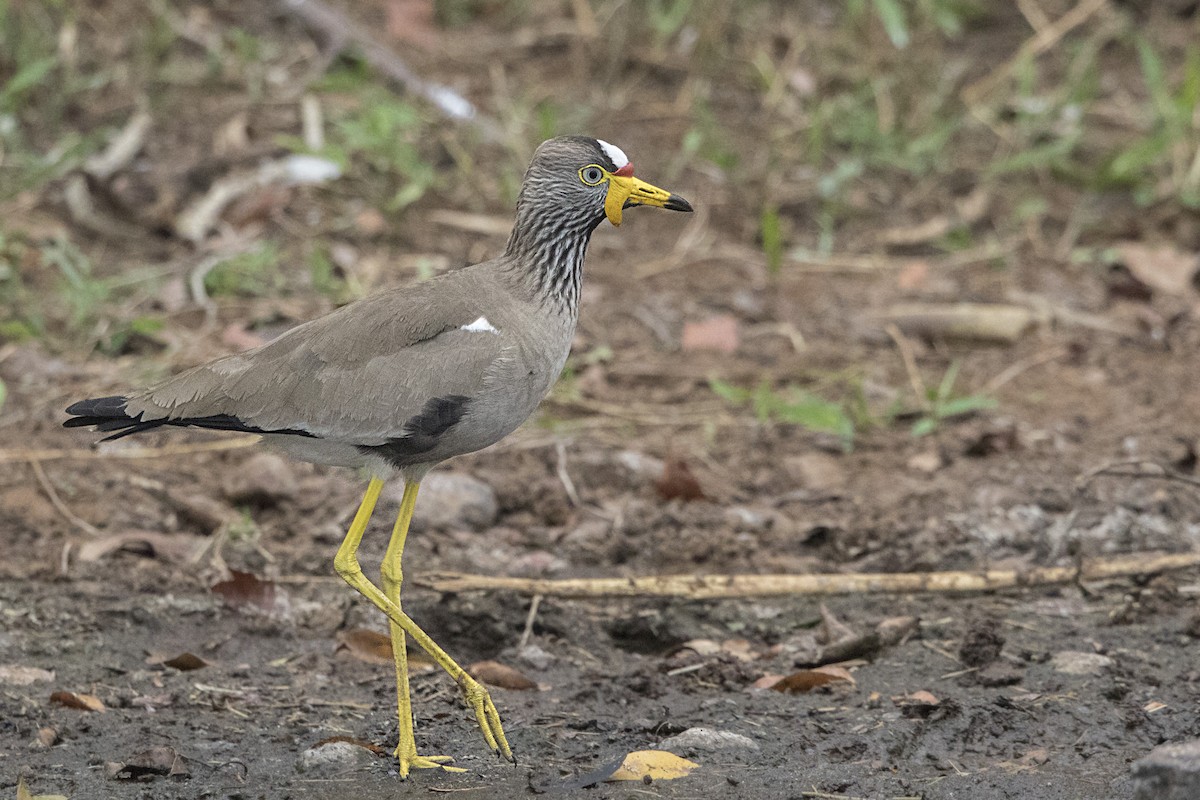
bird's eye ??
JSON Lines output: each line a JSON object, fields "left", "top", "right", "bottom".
{"left": 579, "top": 165, "right": 605, "bottom": 185}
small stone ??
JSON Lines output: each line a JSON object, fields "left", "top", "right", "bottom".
{"left": 660, "top": 728, "right": 759, "bottom": 758}
{"left": 1131, "top": 739, "right": 1200, "bottom": 800}
{"left": 959, "top": 616, "right": 1005, "bottom": 668}
{"left": 615, "top": 450, "right": 666, "bottom": 481}
{"left": 1050, "top": 650, "right": 1113, "bottom": 676}
{"left": 907, "top": 450, "right": 944, "bottom": 474}
{"left": 783, "top": 453, "right": 847, "bottom": 492}
{"left": 518, "top": 644, "right": 554, "bottom": 671}
{"left": 724, "top": 506, "right": 770, "bottom": 532}
{"left": 388, "top": 472, "right": 497, "bottom": 531}
{"left": 297, "top": 741, "right": 375, "bottom": 776}
{"left": 224, "top": 452, "right": 299, "bottom": 506}
{"left": 976, "top": 662, "right": 1024, "bottom": 687}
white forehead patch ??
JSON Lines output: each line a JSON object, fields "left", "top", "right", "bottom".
{"left": 461, "top": 316, "right": 499, "bottom": 334}
{"left": 597, "top": 139, "right": 629, "bottom": 170}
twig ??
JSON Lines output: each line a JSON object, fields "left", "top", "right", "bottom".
{"left": 0, "top": 437, "right": 258, "bottom": 464}
{"left": 884, "top": 323, "right": 929, "bottom": 411}
{"left": 518, "top": 594, "right": 542, "bottom": 650}
{"left": 278, "top": 0, "right": 502, "bottom": 141}
{"left": 414, "top": 551, "right": 1200, "bottom": 599}
{"left": 962, "top": 0, "right": 1109, "bottom": 107}
{"left": 555, "top": 441, "right": 581, "bottom": 508}
{"left": 28, "top": 459, "right": 102, "bottom": 537}
{"left": 1078, "top": 460, "right": 1200, "bottom": 491}
{"left": 983, "top": 346, "right": 1069, "bottom": 394}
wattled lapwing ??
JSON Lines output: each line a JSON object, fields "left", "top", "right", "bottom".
{"left": 65, "top": 136, "right": 692, "bottom": 777}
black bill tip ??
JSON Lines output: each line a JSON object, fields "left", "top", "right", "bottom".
{"left": 664, "top": 193, "right": 693, "bottom": 213}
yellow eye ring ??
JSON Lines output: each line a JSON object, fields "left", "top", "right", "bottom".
{"left": 579, "top": 165, "right": 606, "bottom": 185}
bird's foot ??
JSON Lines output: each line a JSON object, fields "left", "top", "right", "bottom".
{"left": 458, "top": 673, "right": 515, "bottom": 764}
{"left": 396, "top": 749, "right": 465, "bottom": 779}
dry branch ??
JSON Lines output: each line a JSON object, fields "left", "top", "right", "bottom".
{"left": 278, "top": 0, "right": 503, "bottom": 141}
{"left": 415, "top": 552, "right": 1200, "bottom": 599}
{"left": 0, "top": 437, "right": 258, "bottom": 464}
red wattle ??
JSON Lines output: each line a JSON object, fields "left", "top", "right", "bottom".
{"left": 614, "top": 163, "right": 634, "bottom": 177}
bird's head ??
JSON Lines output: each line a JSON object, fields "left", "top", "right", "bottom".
{"left": 520, "top": 136, "right": 693, "bottom": 228}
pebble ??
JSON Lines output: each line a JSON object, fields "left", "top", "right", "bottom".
{"left": 224, "top": 452, "right": 298, "bottom": 505}
{"left": 387, "top": 472, "right": 497, "bottom": 531}
{"left": 1050, "top": 650, "right": 1113, "bottom": 676}
{"left": 1131, "top": 739, "right": 1200, "bottom": 800}
{"left": 518, "top": 644, "right": 554, "bottom": 671}
{"left": 660, "top": 727, "right": 759, "bottom": 757}
{"left": 783, "top": 453, "right": 847, "bottom": 492}
{"left": 297, "top": 741, "right": 376, "bottom": 776}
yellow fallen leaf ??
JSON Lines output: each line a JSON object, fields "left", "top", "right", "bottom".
{"left": 49, "top": 691, "right": 106, "bottom": 712}
{"left": 607, "top": 750, "right": 699, "bottom": 782}
{"left": 16, "top": 777, "right": 69, "bottom": 800}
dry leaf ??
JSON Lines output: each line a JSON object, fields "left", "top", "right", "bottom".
{"left": 469, "top": 660, "right": 537, "bottom": 691}
{"left": 1115, "top": 241, "right": 1199, "bottom": 297}
{"left": 35, "top": 727, "right": 59, "bottom": 748}
{"left": 770, "top": 665, "right": 856, "bottom": 693}
{"left": 655, "top": 458, "right": 706, "bottom": 502}
{"left": 385, "top": 0, "right": 438, "bottom": 48}
{"left": 749, "top": 673, "right": 785, "bottom": 690}
{"left": 16, "top": 777, "right": 68, "bottom": 800}
{"left": 76, "top": 530, "right": 205, "bottom": 563}
{"left": 0, "top": 665, "right": 55, "bottom": 686}
{"left": 681, "top": 314, "right": 740, "bottom": 354}
{"left": 49, "top": 691, "right": 106, "bottom": 712}
{"left": 210, "top": 570, "right": 276, "bottom": 611}
{"left": 1143, "top": 700, "right": 1168, "bottom": 714}
{"left": 607, "top": 750, "right": 699, "bottom": 782}
{"left": 155, "top": 652, "right": 210, "bottom": 672}
{"left": 893, "top": 690, "right": 941, "bottom": 717}
{"left": 335, "top": 629, "right": 395, "bottom": 665}
{"left": 107, "top": 746, "right": 189, "bottom": 780}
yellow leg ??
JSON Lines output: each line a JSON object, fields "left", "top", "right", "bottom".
{"left": 381, "top": 481, "right": 461, "bottom": 776}
{"left": 334, "top": 477, "right": 513, "bottom": 777}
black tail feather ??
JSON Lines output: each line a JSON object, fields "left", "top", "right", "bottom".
{"left": 62, "top": 395, "right": 315, "bottom": 441}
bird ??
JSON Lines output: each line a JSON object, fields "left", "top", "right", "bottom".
{"left": 64, "top": 135, "right": 692, "bottom": 778}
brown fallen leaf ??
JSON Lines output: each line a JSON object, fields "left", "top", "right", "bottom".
{"left": 335, "top": 629, "right": 394, "bottom": 665}
{"left": 335, "top": 629, "right": 437, "bottom": 672}
{"left": 210, "top": 570, "right": 276, "bottom": 611}
{"left": 893, "top": 690, "right": 941, "bottom": 717}
{"left": 106, "top": 745, "right": 190, "bottom": 780}
{"left": 749, "top": 673, "right": 785, "bottom": 690}
{"left": 469, "top": 660, "right": 537, "bottom": 691}
{"left": 76, "top": 530, "right": 206, "bottom": 563}
{"left": 35, "top": 726, "right": 59, "bottom": 748}
{"left": 681, "top": 314, "right": 740, "bottom": 354}
{"left": 16, "top": 777, "right": 68, "bottom": 800}
{"left": 607, "top": 750, "right": 699, "bottom": 782}
{"left": 770, "top": 665, "right": 856, "bottom": 693}
{"left": 385, "top": 0, "right": 438, "bottom": 48}
{"left": 1115, "top": 241, "right": 1200, "bottom": 297}
{"left": 49, "top": 690, "right": 106, "bottom": 712}
{"left": 149, "top": 652, "right": 209, "bottom": 672}
{"left": 655, "top": 458, "right": 706, "bottom": 502}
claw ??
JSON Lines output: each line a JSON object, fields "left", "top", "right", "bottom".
{"left": 458, "top": 673, "right": 514, "bottom": 764}
{"left": 396, "top": 752, "right": 466, "bottom": 779}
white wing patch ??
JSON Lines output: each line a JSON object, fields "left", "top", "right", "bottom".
{"left": 597, "top": 139, "right": 629, "bottom": 170}
{"left": 461, "top": 316, "right": 499, "bottom": 334}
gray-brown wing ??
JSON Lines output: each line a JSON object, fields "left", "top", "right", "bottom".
{"left": 125, "top": 267, "right": 512, "bottom": 443}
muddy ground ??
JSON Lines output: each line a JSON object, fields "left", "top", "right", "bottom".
{"left": 3, "top": 1, "right": 1200, "bottom": 798}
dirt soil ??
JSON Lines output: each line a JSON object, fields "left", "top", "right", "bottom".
{"left": 3, "top": 2, "right": 1200, "bottom": 799}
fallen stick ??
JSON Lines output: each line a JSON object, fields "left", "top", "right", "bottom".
{"left": 0, "top": 437, "right": 258, "bottom": 464}
{"left": 278, "top": 0, "right": 503, "bottom": 141}
{"left": 415, "top": 551, "right": 1200, "bottom": 599}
